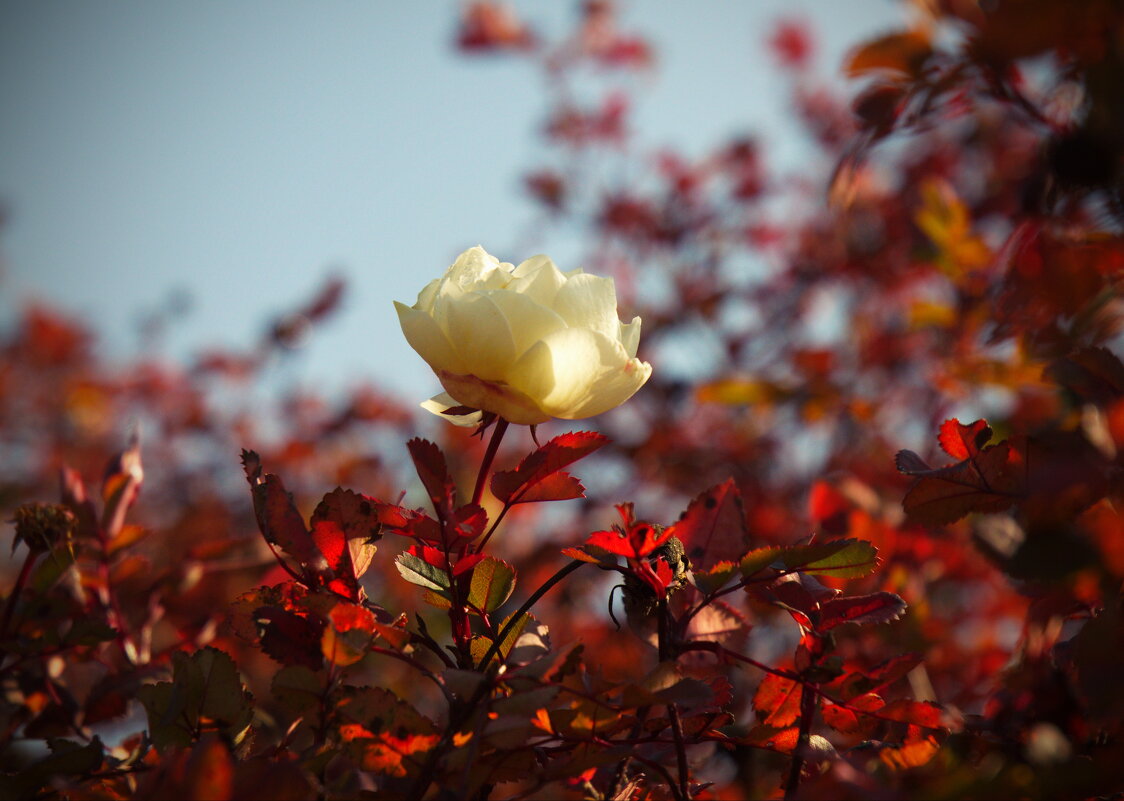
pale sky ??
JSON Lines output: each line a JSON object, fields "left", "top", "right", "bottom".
{"left": 0, "top": 1, "right": 900, "bottom": 404}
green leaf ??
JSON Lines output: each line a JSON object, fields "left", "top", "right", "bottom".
{"left": 137, "top": 647, "right": 253, "bottom": 753}
{"left": 740, "top": 540, "right": 879, "bottom": 580}
{"left": 472, "top": 612, "right": 532, "bottom": 668}
{"left": 468, "top": 557, "right": 516, "bottom": 614}
{"left": 693, "top": 560, "right": 740, "bottom": 594}
{"left": 739, "top": 546, "right": 786, "bottom": 578}
{"left": 794, "top": 539, "right": 879, "bottom": 578}
{"left": 394, "top": 552, "right": 451, "bottom": 594}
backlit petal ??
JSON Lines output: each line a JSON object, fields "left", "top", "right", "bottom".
{"left": 551, "top": 273, "right": 620, "bottom": 340}
{"left": 508, "top": 327, "right": 651, "bottom": 419}
{"left": 444, "top": 293, "right": 517, "bottom": 381}
{"left": 394, "top": 301, "right": 460, "bottom": 372}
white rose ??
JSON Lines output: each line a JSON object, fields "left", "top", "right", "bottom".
{"left": 395, "top": 246, "right": 653, "bottom": 425}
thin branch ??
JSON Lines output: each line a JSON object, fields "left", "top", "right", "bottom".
{"left": 477, "top": 559, "right": 585, "bottom": 670}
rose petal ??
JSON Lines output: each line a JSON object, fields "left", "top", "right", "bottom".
{"left": 414, "top": 278, "right": 442, "bottom": 313}
{"left": 441, "top": 246, "right": 508, "bottom": 299}
{"left": 551, "top": 273, "right": 620, "bottom": 341}
{"left": 438, "top": 371, "right": 549, "bottom": 425}
{"left": 442, "top": 293, "right": 518, "bottom": 381}
{"left": 394, "top": 301, "right": 460, "bottom": 372}
{"left": 420, "top": 394, "right": 484, "bottom": 428}
{"left": 483, "top": 290, "right": 567, "bottom": 359}
{"left": 508, "top": 255, "right": 567, "bottom": 306}
{"left": 508, "top": 327, "right": 652, "bottom": 419}
{"left": 620, "top": 316, "right": 642, "bottom": 358}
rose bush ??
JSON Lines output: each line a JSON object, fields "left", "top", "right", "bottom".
{"left": 395, "top": 245, "right": 652, "bottom": 424}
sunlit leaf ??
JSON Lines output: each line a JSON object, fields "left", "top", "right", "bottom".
{"left": 816, "top": 592, "right": 907, "bottom": 631}
{"left": 467, "top": 556, "right": 516, "bottom": 614}
{"left": 752, "top": 673, "right": 802, "bottom": 728}
{"left": 395, "top": 551, "right": 452, "bottom": 594}
{"left": 491, "top": 431, "right": 607, "bottom": 505}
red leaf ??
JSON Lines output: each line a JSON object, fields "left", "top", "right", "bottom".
{"left": 515, "top": 471, "right": 586, "bottom": 503}
{"left": 256, "top": 606, "right": 325, "bottom": 670}
{"left": 667, "top": 479, "right": 750, "bottom": 571}
{"left": 310, "top": 516, "right": 360, "bottom": 602}
{"left": 752, "top": 673, "right": 803, "bottom": 728}
{"left": 452, "top": 503, "right": 488, "bottom": 541}
{"left": 490, "top": 431, "right": 607, "bottom": 505}
{"left": 821, "top": 703, "right": 859, "bottom": 733}
{"left": 407, "top": 544, "right": 450, "bottom": 570}
{"left": 311, "top": 490, "right": 383, "bottom": 572}
{"left": 840, "top": 653, "right": 924, "bottom": 699}
{"left": 241, "top": 450, "right": 320, "bottom": 570}
{"left": 741, "top": 724, "right": 801, "bottom": 754}
{"left": 584, "top": 504, "right": 672, "bottom": 559}
{"left": 878, "top": 699, "right": 945, "bottom": 730}
{"left": 937, "top": 418, "right": 993, "bottom": 460}
{"left": 896, "top": 439, "right": 1024, "bottom": 527}
{"left": 815, "top": 592, "right": 907, "bottom": 632}
{"left": 407, "top": 439, "right": 454, "bottom": 513}
{"left": 452, "top": 552, "right": 485, "bottom": 577}
{"left": 808, "top": 481, "right": 850, "bottom": 533}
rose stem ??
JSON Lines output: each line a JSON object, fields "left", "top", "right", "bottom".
{"left": 471, "top": 418, "right": 509, "bottom": 509}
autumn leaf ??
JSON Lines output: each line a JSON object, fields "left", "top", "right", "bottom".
{"left": 844, "top": 29, "right": 931, "bottom": 78}
{"left": 666, "top": 479, "right": 751, "bottom": 571}
{"left": 584, "top": 504, "right": 673, "bottom": 560}
{"left": 752, "top": 673, "right": 803, "bottom": 728}
{"left": 336, "top": 686, "right": 440, "bottom": 778}
{"left": 896, "top": 429, "right": 1024, "bottom": 526}
{"left": 310, "top": 488, "right": 383, "bottom": 578}
{"left": 407, "top": 438, "right": 455, "bottom": 513}
{"left": 490, "top": 431, "right": 607, "bottom": 504}
{"left": 241, "top": 450, "right": 321, "bottom": 572}
{"left": 937, "top": 418, "right": 993, "bottom": 461}
{"left": 137, "top": 648, "right": 253, "bottom": 752}
{"left": 100, "top": 433, "right": 143, "bottom": 538}
{"left": 815, "top": 592, "right": 907, "bottom": 632}
{"left": 741, "top": 539, "right": 880, "bottom": 581}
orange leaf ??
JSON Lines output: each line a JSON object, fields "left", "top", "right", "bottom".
{"left": 845, "top": 30, "right": 931, "bottom": 77}
{"left": 752, "top": 673, "right": 803, "bottom": 728}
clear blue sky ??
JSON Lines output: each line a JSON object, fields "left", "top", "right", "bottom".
{"left": 0, "top": 1, "right": 899, "bottom": 404}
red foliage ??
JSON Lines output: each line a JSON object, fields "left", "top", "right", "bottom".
{"left": 6, "top": 1, "right": 1124, "bottom": 799}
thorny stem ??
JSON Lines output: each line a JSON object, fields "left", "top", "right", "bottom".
{"left": 471, "top": 418, "right": 509, "bottom": 509}
{"left": 0, "top": 546, "right": 38, "bottom": 645}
